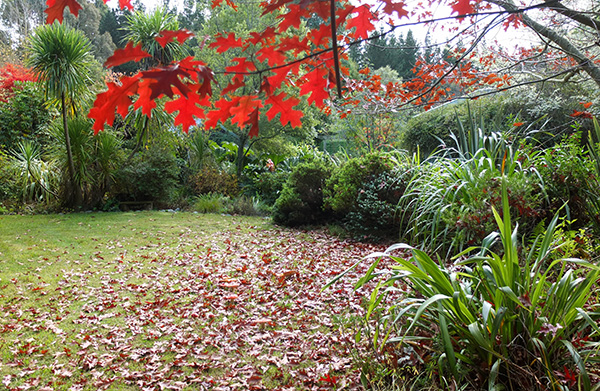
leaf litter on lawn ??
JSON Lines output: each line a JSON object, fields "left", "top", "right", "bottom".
{"left": 0, "top": 212, "right": 396, "bottom": 390}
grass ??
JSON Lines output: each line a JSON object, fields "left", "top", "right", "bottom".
{"left": 0, "top": 211, "right": 386, "bottom": 390}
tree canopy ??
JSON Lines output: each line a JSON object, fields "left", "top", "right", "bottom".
{"left": 41, "top": 0, "right": 599, "bottom": 138}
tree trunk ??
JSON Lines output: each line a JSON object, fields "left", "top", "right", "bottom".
{"left": 62, "top": 92, "right": 82, "bottom": 209}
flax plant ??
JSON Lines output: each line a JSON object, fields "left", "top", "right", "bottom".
{"left": 343, "top": 180, "right": 600, "bottom": 390}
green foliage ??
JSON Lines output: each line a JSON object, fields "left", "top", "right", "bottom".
{"left": 339, "top": 184, "right": 600, "bottom": 390}
{"left": 272, "top": 156, "right": 332, "bottom": 226}
{"left": 0, "top": 81, "right": 54, "bottom": 150}
{"left": 191, "top": 165, "right": 239, "bottom": 197}
{"left": 113, "top": 143, "right": 179, "bottom": 204}
{"left": 191, "top": 192, "right": 229, "bottom": 214}
{"left": 123, "top": 7, "right": 185, "bottom": 69}
{"left": 26, "top": 22, "right": 96, "bottom": 109}
{"left": 401, "top": 87, "right": 594, "bottom": 157}
{"left": 47, "top": 117, "right": 123, "bottom": 208}
{"left": 534, "top": 132, "right": 596, "bottom": 229}
{"left": 325, "top": 152, "right": 397, "bottom": 217}
{"left": 399, "top": 114, "right": 545, "bottom": 255}
{"left": 345, "top": 171, "right": 405, "bottom": 240}
{"left": 9, "top": 139, "right": 58, "bottom": 204}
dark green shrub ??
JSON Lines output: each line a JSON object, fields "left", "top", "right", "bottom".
{"left": 0, "top": 81, "right": 53, "bottom": 150}
{"left": 345, "top": 171, "right": 405, "bottom": 239}
{"left": 113, "top": 144, "right": 179, "bottom": 204}
{"left": 272, "top": 157, "right": 332, "bottom": 226}
{"left": 191, "top": 165, "right": 238, "bottom": 197}
{"left": 324, "top": 152, "right": 395, "bottom": 216}
{"left": 247, "top": 170, "right": 288, "bottom": 207}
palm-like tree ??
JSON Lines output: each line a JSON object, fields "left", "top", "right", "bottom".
{"left": 26, "top": 22, "right": 95, "bottom": 208}
{"left": 122, "top": 7, "right": 186, "bottom": 68}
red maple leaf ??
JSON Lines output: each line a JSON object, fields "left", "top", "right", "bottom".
{"left": 265, "top": 92, "right": 303, "bottom": 128}
{"left": 245, "top": 107, "right": 260, "bottom": 138}
{"left": 346, "top": 5, "right": 376, "bottom": 40}
{"left": 155, "top": 29, "right": 194, "bottom": 47}
{"left": 164, "top": 91, "right": 210, "bottom": 133}
{"left": 45, "top": 0, "right": 83, "bottom": 23}
{"left": 450, "top": 0, "right": 475, "bottom": 16}
{"left": 133, "top": 78, "right": 157, "bottom": 116}
{"left": 381, "top": 0, "right": 409, "bottom": 18}
{"left": 88, "top": 74, "right": 141, "bottom": 133}
{"left": 256, "top": 45, "right": 287, "bottom": 67}
{"left": 222, "top": 78, "right": 245, "bottom": 95}
{"left": 104, "top": 42, "right": 151, "bottom": 68}
{"left": 141, "top": 64, "right": 192, "bottom": 100}
{"left": 204, "top": 97, "right": 241, "bottom": 130}
{"left": 299, "top": 67, "right": 329, "bottom": 107}
{"left": 209, "top": 32, "right": 244, "bottom": 54}
{"left": 230, "top": 95, "right": 263, "bottom": 128}
{"left": 115, "top": 0, "right": 134, "bottom": 11}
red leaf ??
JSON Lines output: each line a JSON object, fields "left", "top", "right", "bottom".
{"left": 580, "top": 101, "right": 593, "bottom": 109}
{"left": 45, "top": 0, "right": 83, "bottom": 23}
{"left": 299, "top": 67, "right": 329, "bottom": 107}
{"left": 381, "top": 0, "right": 409, "bottom": 18}
{"left": 225, "top": 57, "right": 257, "bottom": 77}
{"left": 277, "top": 4, "right": 306, "bottom": 32}
{"left": 222, "top": 78, "right": 245, "bottom": 95}
{"left": 88, "top": 74, "right": 141, "bottom": 133}
{"left": 256, "top": 45, "right": 287, "bottom": 67}
{"left": 132, "top": 78, "right": 157, "bottom": 116}
{"left": 345, "top": 5, "right": 376, "bottom": 40}
{"left": 141, "top": 64, "right": 191, "bottom": 100}
{"left": 115, "top": 0, "right": 134, "bottom": 11}
{"left": 512, "top": 122, "right": 524, "bottom": 127}
{"left": 205, "top": 97, "right": 240, "bottom": 130}
{"left": 104, "top": 42, "right": 151, "bottom": 68}
{"left": 155, "top": 29, "right": 194, "bottom": 47}
{"left": 165, "top": 91, "right": 210, "bottom": 133}
{"left": 571, "top": 110, "right": 593, "bottom": 119}
{"left": 450, "top": 0, "right": 475, "bottom": 16}
{"left": 209, "top": 32, "right": 244, "bottom": 54}
{"left": 230, "top": 95, "right": 263, "bottom": 128}
{"left": 245, "top": 107, "right": 260, "bottom": 138}
{"left": 265, "top": 92, "right": 303, "bottom": 128}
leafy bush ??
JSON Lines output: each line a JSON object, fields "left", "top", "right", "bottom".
{"left": 272, "top": 156, "right": 332, "bottom": 226}
{"left": 0, "top": 149, "right": 20, "bottom": 202}
{"left": 191, "top": 165, "right": 238, "bottom": 197}
{"left": 113, "top": 143, "right": 179, "bottom": 204}
{"left": 345, "top": 171, "right": 405, "bottom": 240}
{"left": 191, "top": 193, "right": 230, "bottom": 214}
{"left": 324, "top": 152, "right": 396, "bottom": 217}
{"left": 0, "top": 81, "right": 54, "bottom": 150}
{"left": 336, "top": 185, "right": 600, "bottom": 390}
{"left": 533, "top": 132, "right": 596, "bottom": 229}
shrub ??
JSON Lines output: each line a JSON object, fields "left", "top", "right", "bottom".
{"left": 534, "top": 132, "right": 596, "bottom": 229}
{"left": 113, "top": 143, "right": 179, "bottom": 204}
{"left": 0, "top": 81, "right": 53, "bottom": 151}
{"left": 246, "top": 170, "right": 288, "bottom": 207}
{"left": 272, "top": 156, "right": 332, "bottom": 226}
{"left": 191, "top": 165, "right": 238, "bottom": 197}
{"left": 345, "top": 171, "right": 405, "bottom": 240}
{"left": 191, "top": 193, "right": 230, "bottom": 214}
{"left": 334, "top": 185, "right": 600, "bottom": 390}
{"left": 324, "top": 152, "right": 396, "bottom": 217}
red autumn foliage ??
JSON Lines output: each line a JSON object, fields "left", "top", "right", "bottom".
{"left": 0, "top": 64, "right": 38, "bottom": 103}
{"left": 44, "top": 0, "right": 584, "bottom": 138}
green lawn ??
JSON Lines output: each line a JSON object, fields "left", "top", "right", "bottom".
{"left": 0, "top": 211, "right": 385, "bottom": 390}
